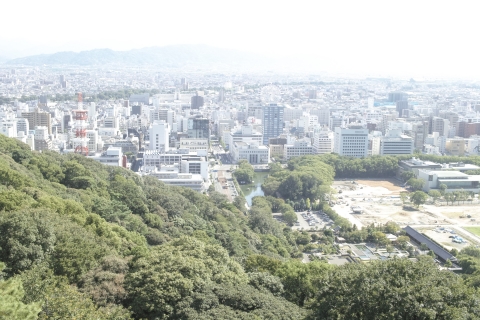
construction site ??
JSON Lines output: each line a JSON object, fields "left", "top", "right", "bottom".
{"left": 331, "top": 179, "right": 480, "bottom": 249}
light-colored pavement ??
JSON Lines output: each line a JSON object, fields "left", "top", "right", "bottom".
{"left": 291, "top": 211, "right": 334, "bottom": 231}
{"left": 211, "top": 164, "right": 239, "bottom": 202}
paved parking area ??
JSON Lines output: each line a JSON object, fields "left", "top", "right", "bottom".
{"left": 291, "top": 211, "right": 334, "bottom": 231}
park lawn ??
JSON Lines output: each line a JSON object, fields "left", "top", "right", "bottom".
{"left": 464, "top": 227, "right": 480, "bottom": 237}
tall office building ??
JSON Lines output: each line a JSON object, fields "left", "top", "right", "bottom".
{"left": 131, "top": 105, "right": 143, "bottom": 116}
{"left": 16, "top": 118, "right": 29, "bottom": 135}
{"left": 33, "top": 126, "right": 52, "bottom": 151}
{"left": 310, "top": 108, "right": 330, "bottom": 126}
{"left": 21, "top": 109, "right": 52, "bottom": 134}
{"left": 334, "top": 125, "right": 369, "bottom": 158}
{"left": 380, "top": 129, "right": 414, "bottom": 155}
{"left": 313, "top": 130, "right": 334, "bottom": 154}
{"left": 262, "top": 104, "right": 284, "bottom": 145}
{"left": 218, "top": 88, "right": 225, "bottom": 103}
{"left": 191, "top": 95, "right": 204, "bottom": 109}
{"left": 430, "top": 116, "right": 450, "bottom": 136}
{"left": 181, "top": 78, "right": 188, "bottom": 90}
{"left": 388, "top": 92, "right": 408, "bottom": 102}
{"left": 187, "top": 117, "right": 210, "bottom": 141}
{"left": 396, "top": 100, "right": 409, "bottom": 117}
{"left": 411, "top": 121, "right": 429, "bottom": 150}
{"left": 149, "top": 120, "right": 170, "bottom": 152}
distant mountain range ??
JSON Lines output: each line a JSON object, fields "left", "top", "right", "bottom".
{"left": 3, "top": 45, "right": 285, "bottom": 71}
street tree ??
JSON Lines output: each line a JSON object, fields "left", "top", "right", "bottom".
{"left": 409, "top": 191, "right": 428, "bottom": 208}
{"left": 401, "top": 171, "right": 415, "bottom": 182}
{"left": 428, "top": 190, "right": 441, "bottom": 202}
{"left": 439, "top": 183, "right": 448, "bottom": 195}
{"left": 407, "top": 178, "right": 425, "bottom": 191}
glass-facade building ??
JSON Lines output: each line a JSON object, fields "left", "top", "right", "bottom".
{"left": 262, "top": 104, "right": 284, "bottom": 145}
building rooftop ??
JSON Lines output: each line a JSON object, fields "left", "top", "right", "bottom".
{"left": 404, "top": 226, "right": 457, "bottom": 262}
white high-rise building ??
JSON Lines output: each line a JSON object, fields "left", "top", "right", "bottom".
{"left": 380, "top": 129, "right": 414, "bottom": 155}
{"left": 334, "top": 126, "right": 369, "bottom": 158}
{"left": 34, "top": 126, "right": 52, "bottom": 151}
{"left": 149, "top": 120, "right": 170, "bottom": 152}
{"left": 86, "top": 130, "right": 99, "bottom": 155}
{"left": 16, "top": 118, "right": 29, "bottom": 135}
{"left": 313, "top": 130, "right": 334, "bottom": 154}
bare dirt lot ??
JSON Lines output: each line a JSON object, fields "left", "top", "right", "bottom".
{"left": 331, "top": 179, "right": 480, "bottom": 246}
{"left": 355, "top": 179, "right": 405, "bottom": 193}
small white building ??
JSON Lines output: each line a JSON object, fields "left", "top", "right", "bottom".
{"left": 225, "top": 125, "right": 263, "bottom": 150}
{"left": 179, "top": 138, "right": 209, "bottom": 152}
{"left": 91, "top": 147, "right": 124, "bottom": 167}
{"left": 283, "top": 139, "right": 314, "bottom": 160}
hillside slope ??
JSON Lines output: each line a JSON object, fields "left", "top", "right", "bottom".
{"left": 4, "top": 45, "right": 276, "bottom": 70}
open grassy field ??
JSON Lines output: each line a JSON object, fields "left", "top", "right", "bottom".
{"left": 464, "top": 227, "right": 480, "bottom": 237}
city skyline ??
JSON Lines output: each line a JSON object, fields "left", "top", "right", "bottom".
{"left": 2, "top": 0, "right": 479, "bottom": 79}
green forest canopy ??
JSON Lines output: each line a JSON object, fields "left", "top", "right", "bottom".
{"left": 0, "top": 135, "right": 479, "bottom": 319}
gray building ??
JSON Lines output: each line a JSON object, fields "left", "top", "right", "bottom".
{"left": 262, "top": 104, "right": 284, "bottom": 145}
{"left": 187, "top": 117, "right": 210, "bottom": 141}
{"left": 129, "top": 93, "right": 150, "bottom": 105}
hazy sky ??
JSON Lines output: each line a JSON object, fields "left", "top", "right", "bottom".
{"left": 1, "top": 0, "right": 478, "bottom": 78}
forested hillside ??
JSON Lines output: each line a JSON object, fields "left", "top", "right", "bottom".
{"left": 0, "top": 135, "right": 479, "bottom": 319}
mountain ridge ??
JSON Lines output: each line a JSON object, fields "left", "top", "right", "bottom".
{"left": 4, "top": 44, "right": 279, "bottom": 70}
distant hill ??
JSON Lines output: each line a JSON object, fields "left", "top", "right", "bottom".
{"left": 4, "top": 45, "right": 279, "bottom": 70}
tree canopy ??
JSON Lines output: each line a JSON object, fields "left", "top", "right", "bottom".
{"left": 1, "top": 134, "right": 480, "bottom": 320}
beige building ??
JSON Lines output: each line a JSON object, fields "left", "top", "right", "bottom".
{"left": 21, "top": 109, "right": 52, "bottom": 134}
{"left": 446, "top": 138, "right": 465, "bottom": 156}
{"left": 269, "top": 144, "right": 284, "bottom": 158}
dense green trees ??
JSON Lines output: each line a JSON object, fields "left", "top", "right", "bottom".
{"left": 307, "top": 258, "right": 480, "bottom": 319}
{"left": 315, "top": 154, "right": 399, "bottom": 178}
{"left": 410, "top": 190, "right": 428, "bottom": 208}
{"left": 124, "top": 236, "right": 304, "bottom": 319}
{"left": 1, "top": 134, "right": 480, "bottom": 319}
{"left": 407, "top": 177, "right": 425, "bottom": 191}
{"left": 263, "top": 155, "right": 335, "bottom": 202}
{"left": 233, "top": 160, "right": 254, "bottom": 183}
{"left": 0, "top": 210, "right": 56, "bottom": 276}
{"left": 0, "top": 263, "right": 40, "bottom": 320}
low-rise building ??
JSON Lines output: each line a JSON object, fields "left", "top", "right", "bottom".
{"left": 179, "top": 138, "right": 209, "bottom": 152}
{"left": 283, "top": 139, "right": 314, "bottom": 160}
{"left": 139, "top": 164, "right": 205, "bottom": 192}
{"left": 231, "top": 141, "right": 269, "bottom": 164}
{"left": 417, "top": 169, "right": 480, "bottom": 193}
{"left": 91, "top": 146, "right": 124, "bottom": 167}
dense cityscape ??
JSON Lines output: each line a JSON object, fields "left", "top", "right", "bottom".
{"left": 2, "top": 1, "right": 480, "bottom": 319}
{"left": 1, "top": 62, "right": 480, "bottom": 318}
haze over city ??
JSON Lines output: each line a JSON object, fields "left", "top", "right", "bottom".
{"left": 2, "top": 0, "right": 479, "bottom": 79}
{"left": 4, "top": 1, "right": 480, "bottom": 319}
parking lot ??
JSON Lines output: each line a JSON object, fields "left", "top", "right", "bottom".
{"left": 292, "top": 211, "right": 334, "bottom": 231}
{"left": 212, "top": 164, "right": 239, "bottom": 201}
